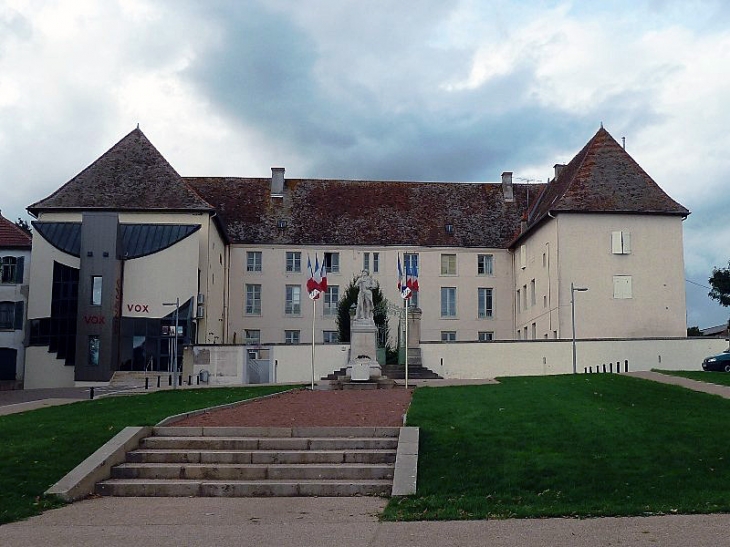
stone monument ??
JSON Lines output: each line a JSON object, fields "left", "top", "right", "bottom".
{"left": 348, "top": 270, "right": 381, "bottom": 381}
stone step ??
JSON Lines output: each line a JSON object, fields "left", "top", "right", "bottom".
{"left": 128, "top": 448, "right": 397, "bottom": 465}
{"left": 152, "top": 426, "right": 400, "bottom": 438}
{"left": 140, "top": 436, "right": 399, "bottom": 451}
{"left": 111, "top": 462, "right": 394, "bottom": 481}
{"left": 96, "top": 478, "right": 393, "bottom": 497}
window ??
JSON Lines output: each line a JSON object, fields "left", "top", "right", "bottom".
{"left": 0, "top": 256, "right": 23, "bottom": 284}
{"left": 478, "top": 331, "right": 494, "bottom": 342}
{"left": 543, "top": 295, "right": 547, "bottom": 308}
{"left": 0, "top": 302, "right": 14, "bottom": 329}
{"left": 478, "top": 288, "right": 493, "bottom": 318}
{"left": 285, "top": 251, "right": 301, "bottom": 272}
{"left": 323, "top": 252, "right": 340, "bottom": 273}
{"left": 523, "top": 284, "right": 528, "bottom": 309}
{"left": 441, "top": 287, "right": 457, "bottom": 317}
{"left": 477, "top": 254, "right": 493, "bottom": 276}
{"left": 520, "top": 245, "right": 527, "bottom": 269}
{"left": 88, "top": 336, "right": 100, "bottom": 366}
{"left": 542, "top": 252, "right": 547, "bottom": 267}
{"left": 440, "top": 254, "right": 457, "bottom": 275}
{"left": 516, "top": 289, "right": 521, "bottom": 312}
{"left": 517, "top": 330, "right": 522, "bottom": 340}
{"left": 408, "top": 290, "right": 419, "bottom": 309}
{"left": 372, "top": 252, "right": 379, "bottom": 273}
{"left": 245, "top": 284, "right": 261, "bottom": 315}
{"left": 530, "top": 279, "right": 536, "bottom": 307}
{"left": 441, "top": 331, "right": 456, "bottom": 342}
{"left": 246, "top": 251, "right": 262, "bottom": 272}
{"left": 244, "top": 329, "right": 260, "bottom": 345}
{"left": 363, "top": 252, "right": 370, "bottom": 272}
{"left": 323, "top": 330, "right": 339, "bottom": 344}
{"left": 285, "top": 285, "right": 301, "bottom": 315}
{"left": 323, "top": 285, "right": 339, "bottom": 316}
{"left": 404, "top": 253, "right": 418, "bottom": 274}
{"left": 611, "top": 231, "right": 631, "bottom": 254}
{"left": 613, "top": 275, "right": 633, "bottom": 299}
{"left": 285, "top": 330, "right": 300, "bottom": 344}
{"left": 91, "top": 276, "right": 102, "bottom": 306}
{"left": 531, "top": 323, "right": 537, "bottom": 339}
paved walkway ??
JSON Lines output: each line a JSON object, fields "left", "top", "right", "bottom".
{"left": 627, "top": 370, "right": 730, "bottom": 399}
{"left": 4, "top": 497, "right": 730, "bottom": 547}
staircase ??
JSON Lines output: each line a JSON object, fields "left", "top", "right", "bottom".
{"left": 381, "top": 349, "right": 442, "bottom": 380}
{"left": 324, "top": 349, "right": 441, "bottom": 381}
{"left": 96, "top": 426, "right": 399, "bottom": 497}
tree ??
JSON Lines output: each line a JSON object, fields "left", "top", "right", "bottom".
{"left": 15, "top": 218, "right": 31, "bottom": 235}
{"left": 709, "top": 262, "right": 730, "bottom": 307}
{"left": 335, "top": 276, "right": 390, "bottom": 349}
{"left": 687, "top": 326, "right": 702, "bottom": 337}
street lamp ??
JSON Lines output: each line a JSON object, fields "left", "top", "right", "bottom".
{"left": 571, "top": 282, "right": 588, "bottom": 374}
{"left": 163, "top": 298, "right": 180, "bottom": 389}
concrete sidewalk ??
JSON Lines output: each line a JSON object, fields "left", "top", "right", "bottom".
{"left": 627, "top": 370, "right": 730, "bottom": 399}
{"left": 3, "top": 497, "right": 730, "bottom": 547}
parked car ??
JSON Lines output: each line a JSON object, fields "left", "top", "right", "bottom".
{"left": 702, "top": 350, "right": 730, "bottom": 372}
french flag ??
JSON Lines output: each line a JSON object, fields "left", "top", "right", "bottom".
{"left": 398, "top": 253, "right": 411, "bottom": 299}
{"left": 406, "top": 261, "right": 419, "bottom": 293}
{"left": 316, "top": 255, "right": 328, "bottom": 293}
{"left": 306, "top": 254, "right": 321, "bottom": 299}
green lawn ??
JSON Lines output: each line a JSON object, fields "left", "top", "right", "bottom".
{"left": 654, "top": 369, "right": 730, "bottom": 387}
{"left": 384, "top": 374, "right": 730, "bottom": 520}
{"left": 0, "top": 385, "right": 292, "bottom": 525}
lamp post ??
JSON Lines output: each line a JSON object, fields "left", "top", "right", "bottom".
{"left": 571, "top": 283, "right": 588, "bottom": 374}
{"left": 163, "top": 298, "right": 180, "bottom": 388}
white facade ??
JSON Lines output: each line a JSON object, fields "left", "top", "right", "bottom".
{"left": 0, "top": 246, "right": 30, "bottom": 384}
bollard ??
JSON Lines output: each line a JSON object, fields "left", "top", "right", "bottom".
{"left": 179, "top": 374, "right": 183, "bottom": 386}
{"left": 90, "top": 387, "right": 94, "bottom": 400}
{"left": 609, "top": 363, "right": 613, "bottom": 373}
{"left": 196, "top": 375, "right": 200, "bottom": 385}
{"left": 625, "top": 360, "right": 629, "bottom": 372}
{"left": 188, "top": 375, "right": 192, "bottom": 386}
{"left": 157, "top": 375, "right": 161, "bottom": 388}
{"left": 602, "top": 364, "right": 606, "bottom": 373}
{"left": 145, "top": 377, "right": 149, "bottom": 390}
{"left": 168, "top": 375, "right": 172, "bottom": 386}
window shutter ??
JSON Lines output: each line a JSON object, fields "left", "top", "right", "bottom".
{"left": 611, "top": 232, "right": 622, "bottom": 254}
{"left": 14, "top": 301, "right": 24, "bottom": 330}
{"left": 15, "top": 256, "right": 24, "bottom": 283}
{"left": 622, "top": 232, "right": 631, "bottom": 254}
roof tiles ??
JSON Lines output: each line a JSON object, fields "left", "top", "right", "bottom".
{"left": 0, "top": 213, "right": 32, "bottom": 249}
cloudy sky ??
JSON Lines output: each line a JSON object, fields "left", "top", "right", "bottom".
{"left": 2, "top": 0, "right": 729, "bottom": 328}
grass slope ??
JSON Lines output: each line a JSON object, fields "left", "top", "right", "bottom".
{"left": 0, "top": 386, "right": 291, "bottom": 525}
{"left": 385, "top": 375, "right": 730, "bottom": 520}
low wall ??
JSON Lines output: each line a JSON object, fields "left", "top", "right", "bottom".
{"left": 184, "top": 338, "right": 728, "bottom": 384}
{"left": 421, "top": 338, "right": 728, "bottom": 379}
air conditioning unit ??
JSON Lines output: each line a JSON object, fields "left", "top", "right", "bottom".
{"left": 197, "top": 293, "right": 205, "bottom": 305}
{"left": 196, "top": 307, "right": 205, "bottom": 319}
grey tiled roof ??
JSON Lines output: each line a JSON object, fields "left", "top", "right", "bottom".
{"left": 28, "top": 128, "right": 212, "bottom": 214}
{"left": 187, "top": 177, "right": 540, "bottom": 248}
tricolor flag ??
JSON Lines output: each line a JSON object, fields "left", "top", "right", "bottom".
{"left": 398, "top": 253, "right": 411, "bottom": 299}
{"left": 316, "top": 256, "right": 328, "bottom": 293}
{"left": 306, "top": 254, "right": 321, "bottom": 299}
{"left": 406, "top": 260, "right": 419, "bottom": 293}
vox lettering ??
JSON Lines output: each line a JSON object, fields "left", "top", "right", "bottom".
{"left": 126, "top": 304, "right": 150, "bottom": 313}
{"left": 83, "top": 315, "right": 105, "bottom": 325}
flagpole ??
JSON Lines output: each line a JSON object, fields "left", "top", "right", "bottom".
{"left": 311, "top": 298, "right": 316, "bottom": 390}
{"left": 404, "top": 298, "right": 409, "bottom": 389}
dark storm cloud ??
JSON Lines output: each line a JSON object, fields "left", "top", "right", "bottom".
{"left": 180, "top": 1, "right": 603, "bottom": 182}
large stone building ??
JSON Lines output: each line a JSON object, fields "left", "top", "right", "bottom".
{"left": 0, "top": 213, "right": 32, "bottom": 387}
{"left": 23, "top": 126, "right": 689, "bottom": 388}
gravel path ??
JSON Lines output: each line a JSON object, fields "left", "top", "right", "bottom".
{"left": 173, "top": 387, "right": 413, "bottom": 427}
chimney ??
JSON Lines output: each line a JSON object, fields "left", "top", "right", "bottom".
{"left": 554, "top": 164, "right": 566, "bottom": 179}
{"left": 501, "top": 171, "right": 514, "bottom": 202}
{"left": 271, "top": 167, "right": 285, "bottom": 197}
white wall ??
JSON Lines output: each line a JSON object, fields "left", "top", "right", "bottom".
{"left": 420, "top": 338, "right": 726, "bottom": 378}
{"left": 0, "top": 247, "right": 31, "bottom": 382}
{"left": 24, "top": 346, "right": 75, "bottom": 388}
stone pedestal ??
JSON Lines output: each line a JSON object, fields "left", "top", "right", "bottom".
{"left": 407, "top": 307, "right": 422, "bottom": 349}
{"left": 347, "top": 318, "right": 381, "bottom": 381}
